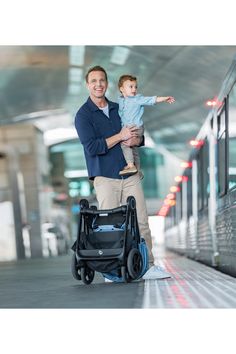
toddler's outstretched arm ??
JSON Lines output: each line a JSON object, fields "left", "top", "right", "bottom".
{"left": 156, "top": 96, "right": 175, "bottom": 104}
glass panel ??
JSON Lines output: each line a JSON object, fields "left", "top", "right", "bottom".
{"left": 140, "top": 148, "right": 162, "bottom": 198}
{"left": 218, "top": 131, "right": 226, "bottom": 195}
{"left": 228, "top": 84, "right": 236, "bottom": 190}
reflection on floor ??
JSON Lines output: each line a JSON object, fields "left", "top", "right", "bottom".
{"left": 1, "top": 244, "right": 236, "bottom": 308}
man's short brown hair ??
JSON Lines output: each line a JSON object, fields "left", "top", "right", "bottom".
{"left": 85, "top": 66, "right": 108, "bottom": 82}
{"left": 118, "top": 75, "right": 137, "bottom": 91}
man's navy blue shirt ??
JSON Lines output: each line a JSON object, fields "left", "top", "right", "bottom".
{"left": 75, "top": 97, "right": 128, "bottom": 180}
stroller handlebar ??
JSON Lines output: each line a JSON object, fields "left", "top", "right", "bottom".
{"left": 80, "top": 205, "right": 127, "bottom": 215}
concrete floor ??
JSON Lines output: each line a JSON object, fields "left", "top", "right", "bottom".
{"left": 0, "top": 253, "right": 144, "bottom": 308}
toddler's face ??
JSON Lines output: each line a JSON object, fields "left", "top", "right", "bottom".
{"left": 120, "top": 80, "right": 137, "bottom": 97}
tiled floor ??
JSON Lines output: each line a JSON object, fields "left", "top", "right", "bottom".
{"left": 1, "top": 249, "right": 236, "bottom": 308}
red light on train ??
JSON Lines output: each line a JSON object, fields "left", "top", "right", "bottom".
{"left": 174, "top": 176, "right": 182, "bottom": 182}
{"left": 189, "top": 139, "right": 204, "bottom": 148}
{"left": 164, "top": 199, "right": 176, "bottom": 207}
{"left": 170, "top": 186, "right": 180, "bottom": 193}
{"left": 206, "top": 99, "right": 217, "bottom": 107}
{"left": 180, "top": 161, "right": 192, "bottom": 168}
{"left": 174, "top": 175, "right": 188, "bottom": 182}
{"left": 158, "top": 205, "right": 170, "bottom": 217}
{"left": 164, "top": 198, "right": 175, "bottom": 206}
{"left": 166, "top": 193, "right": 175, "bottom": 200}
{"left": 205, "top": 97, "right": 223, "bottom": 108}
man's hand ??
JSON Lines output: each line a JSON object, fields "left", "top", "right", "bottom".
{"left": 120, "top": 125, "right": 139, "bottom": 141}
{"left": 122, "top": 136, "right": 142, "bottom": 147}
{"left": 106, "top": 125, "right": 139, "bottom": 149}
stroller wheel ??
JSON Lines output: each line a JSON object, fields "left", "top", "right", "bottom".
{"left": 126, "top": 196, "right": 136, "bottom": 210}
{"left": 81, "top": 266, "right": 95, "bottom": 285}
{"left": 127, "top": 248, "right": 143, "bottom": 280}
{"left": 71, "top": 253, "right": 81, "bottom": 280}
{"left": 121, "top": 266, "right": 131, "bottom": 283}
{"left": 80, "top": 199, "right": 89, "bottom": 209}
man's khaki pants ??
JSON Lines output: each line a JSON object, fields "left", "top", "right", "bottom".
{"left": 93, "top": 173, "right": 154, "bottom": 265}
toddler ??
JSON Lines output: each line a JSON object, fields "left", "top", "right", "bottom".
{"left": 118, "top": 74, "right": 175, "bottom": 176}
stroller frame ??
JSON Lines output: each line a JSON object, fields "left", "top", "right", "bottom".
{"left": 71, "top": 196, "right": 143, "bottom": 284}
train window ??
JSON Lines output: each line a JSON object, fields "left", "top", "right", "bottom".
{"left": 187, "top": 173, "right": 193, "bottom": 217}
{"left": 176, "top": 187, "right": 182, "bottom": 222}
{"left": 218, "top": 108, "right": 226, "bottom": 136}
{"left": 202, "top": 139, "right": 209, "bottom": 207}
{"left": 173, "top": 205, "right": 177, "bottom": 226}
{"left": 197, "top": 139, "right": 209, "bottom": 211}
{"left": 169, "top": 205, "right": 176, "bottom": 227}
{"left": 196, "top": 151, "right": 202, "bottom": 210}
{"left": 228, "top": 84, "right": 236, "bottom": 190}
{"left": 197, "top": 151, "right": 203, "bottom": 210}
{"left": 217, "top": 105, "right": 227, "bottom": 196}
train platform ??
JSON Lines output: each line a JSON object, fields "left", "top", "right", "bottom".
{"left": 1, "top": 246, "right": 236, "bottom": 309}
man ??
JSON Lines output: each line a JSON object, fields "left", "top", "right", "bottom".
{"left": 75, "top": 65, "right": 171, "bottom": 279}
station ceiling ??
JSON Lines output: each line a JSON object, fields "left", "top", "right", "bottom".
{"left": 1, "top": 45, "right": 236, "bottom": 159}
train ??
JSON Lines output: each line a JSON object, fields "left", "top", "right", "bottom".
{"left": 163, "top": 55, "right": 236, "bottom": 277}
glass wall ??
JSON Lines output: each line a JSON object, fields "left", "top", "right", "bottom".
{"left": 49, "top": 141, "right": 162, "bottom": 202}
{"left": 140, "top": 148, "right": 163, "bottom": 198}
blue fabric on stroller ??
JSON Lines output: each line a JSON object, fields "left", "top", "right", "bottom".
{"left": 102, "top": 238, "right": 149, "bottom": 282}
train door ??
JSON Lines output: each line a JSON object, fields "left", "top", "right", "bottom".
{"left": 195, "top": 135, "right": 215, "bottom": 266}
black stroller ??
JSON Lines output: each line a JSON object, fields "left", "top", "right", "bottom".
{"left": 71, "top": 196, "right": 147, "bottom": 284}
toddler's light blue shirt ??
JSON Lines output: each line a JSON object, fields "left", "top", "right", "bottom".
{"left": 118, "top": 94, "right": 156, "bottom": 127}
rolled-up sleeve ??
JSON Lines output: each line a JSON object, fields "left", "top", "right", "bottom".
{"left": 75, "top": 112, "right": 108, "bottom": 157}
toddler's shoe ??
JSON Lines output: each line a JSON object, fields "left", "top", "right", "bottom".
{"left": 119, "top": 166, "right": 138, "bottom": 176}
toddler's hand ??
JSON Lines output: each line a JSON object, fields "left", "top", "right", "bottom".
{"left": 166, "top": 96, "right": 175, "bottom": 103}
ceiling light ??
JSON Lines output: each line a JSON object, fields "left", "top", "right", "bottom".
{"left": 69, "top": 68, "right": 83, "bottom": 82}
{"left": 69, "top": 46, "right": 85, "bottom": 66}
{"left": 110, "top": 46, "right": 130, "bottom": 65}
{"left": 64, "top": 170, "right": 88, "bottom": 178}
{"left": 44, "top": 127, "right": 78, "bottom": 146}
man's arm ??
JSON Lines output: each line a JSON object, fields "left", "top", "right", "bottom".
{"left": 75, "top": 112, "right": 109, "bottom": 156}
{"left": 75, "top": 112, "right": 139, "bottom": 154}
{"left": 106, "top": 126, "right": 139, "bottom": 149}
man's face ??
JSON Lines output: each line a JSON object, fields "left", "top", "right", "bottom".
{"left": 86, "top": 70, "right": 108, "bottom": 100}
